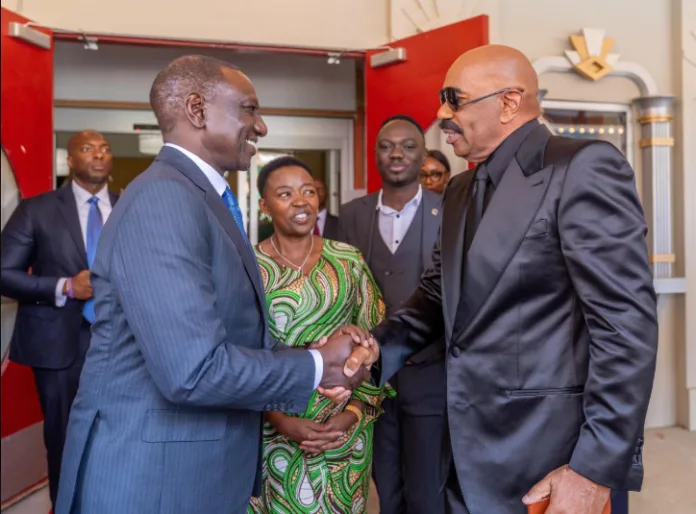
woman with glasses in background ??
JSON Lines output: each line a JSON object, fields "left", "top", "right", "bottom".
{"left": 420, "top": 149, "right": 451, "bottom": 195}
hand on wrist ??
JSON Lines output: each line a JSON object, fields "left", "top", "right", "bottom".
{"left": 63, "top": 278, "right": 75, "bottom": 298}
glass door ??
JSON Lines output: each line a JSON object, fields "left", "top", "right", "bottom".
{"left": 53, "top": 110, "right": 355, "bottom": 245}
{"left": 1, "top": 147, "right": 20, "bottom": 369}
{"left": 246, "top": 148, "right": 341, "bottom": 245}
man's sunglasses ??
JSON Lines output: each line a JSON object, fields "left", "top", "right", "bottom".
{"left": 439, "top": 87, "right": 523, "bottom": 112}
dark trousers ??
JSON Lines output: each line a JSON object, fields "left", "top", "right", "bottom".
{"left": 32, "top": 320, "right": 91, "bottom": 507}
{"left": 611, "top": 490, "right": 629, "bottom": 514}
{"left": 444, "top": 463, "right": 470, "bottom": 514}
{"left": 443, "top": 463, "right": 629, "bottom": 514}
{"left": 372, "top": 394, "right": 446, "bottom": 514}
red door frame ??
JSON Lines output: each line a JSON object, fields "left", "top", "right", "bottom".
{"left": 1, "top": 7, "right": 54, "bottom": 507}
{"left": 364, "top": 16, "right": 489, "bottom": 192}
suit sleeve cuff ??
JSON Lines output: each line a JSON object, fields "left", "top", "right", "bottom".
{"left": 55, "top": 278, "right": 68, "bottom": 307}
{"left": 308, "top": 349, "right": 323, "bottom": 389}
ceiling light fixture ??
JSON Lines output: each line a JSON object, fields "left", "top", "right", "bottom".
{"left": 327, "top": 52, "right": 342, "bottom": 65}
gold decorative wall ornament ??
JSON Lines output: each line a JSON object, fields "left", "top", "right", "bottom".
{"left": 637, "top": 114, "right": 673, "bottom": 124}
{"left": 565, "top": 28, "right": 621, "bottom": 81}
{"left": 639, "top": 137, "right": 675, "bottom": 148}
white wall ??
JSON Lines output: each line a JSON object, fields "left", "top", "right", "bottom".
{"left": 53, "top": 42, "right": 357, "bottom": 111}
{"left": 1, "top": 0, "right": 388, "bottom": 50}
{"left": 497, "top": 0, "right": 676, "bottom": 102}
{"left": 389, "top": 0, "right": 675, "bottom": 100}
{"left": 678, "top": 0, "right": 696, "bottom": 430}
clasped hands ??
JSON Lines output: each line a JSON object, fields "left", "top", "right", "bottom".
{"left": 309, "top": 324, "right": 380, "bottom": 404}
{"left": 267, "top": 407, "right": 360, "bottom": 457}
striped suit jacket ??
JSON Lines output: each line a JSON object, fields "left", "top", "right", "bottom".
{"left": 56, "top": 146, "right": 315, "bottom": 514}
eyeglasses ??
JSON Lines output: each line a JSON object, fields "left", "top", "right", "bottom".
{"left": 420, "top": 171, "right": 445, "bottom": 181}
{"left": 438, "top": 87, "right": 523, "bottom": 112}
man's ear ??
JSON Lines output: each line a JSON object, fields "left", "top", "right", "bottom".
{"left": 184, "top": 92, "right": 206, "bottom": 129}
{"left": 500, "top": 90, "right": 524, "bottom": 124}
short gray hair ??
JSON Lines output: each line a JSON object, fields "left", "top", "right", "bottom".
{"left": 149, "top": 55, "right": 239, "bottom": 134}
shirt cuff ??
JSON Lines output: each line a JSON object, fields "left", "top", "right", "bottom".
{"left": 308, "top": 349, "right": 323, "bottom": 389}
{"left": 55, "top": 278, "right": 68, "bottom": 307}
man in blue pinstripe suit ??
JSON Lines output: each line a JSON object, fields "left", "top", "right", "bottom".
{"left": 55, "top": 55, "right": 373, "bottom": 514}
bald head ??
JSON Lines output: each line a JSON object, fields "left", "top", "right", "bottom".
{"left": 150, "top": 55, "right": 240, "bottom": 135}
{"left": 437, "top": 45, "right": 541, "bottom": 162}
{"left": 450, "top": 45, "right": 539, "bottom": 112}
{"left": 66, "top": 130, "right": 112, "bottom": 189}
{"left": 67, "top": 130, "right": 105, "bottom": 156}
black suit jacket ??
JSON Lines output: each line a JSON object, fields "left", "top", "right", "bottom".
{"left": 372, "top": 125, "right": 658, "bottom": 513}
{"left": 322, "top": 213, "right": 340, "bottom": 240}
{"left": 1, "top": 185, "right": 119, "bottom": 369}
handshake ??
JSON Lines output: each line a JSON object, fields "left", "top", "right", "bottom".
{"left": 310, "top": 325, "right": 380, "bottom": 403}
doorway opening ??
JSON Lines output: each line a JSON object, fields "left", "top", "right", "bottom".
{"left": 54, "top": 110, "right": 352, "bottom": 244}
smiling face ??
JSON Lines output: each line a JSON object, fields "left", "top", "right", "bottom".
{"left": 259, "top": 165, "right": 319, "bottom": 238}
{"left": 436, "top": 60, "right": 507, "bottom": 163}
{"left": 375, "top": 119, "right": 426, "bottom": 188}
{"left": 198, "top": 69, "right": 268, "bottom": 172}
{"left": 436, "top": 46, "right": 539, "bottom": 163}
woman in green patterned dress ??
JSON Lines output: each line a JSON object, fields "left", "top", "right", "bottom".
{"left": 248, "top": 156, "right": 393, "bottom": 514}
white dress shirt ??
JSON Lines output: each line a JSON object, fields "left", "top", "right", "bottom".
{"left": 55, "top": 181, "right": 113, "bottom": 307}
{"left": 316, "top": 208, "right": 328, "bottom": 235}
{"left": 165, "top": 144, "right": 324, "bottom": 389}
{"left": 164, "top": 143, "right": 228, "bottom": 196}
{"left": 376, "top": 185, "right": 423, "bottom": 253}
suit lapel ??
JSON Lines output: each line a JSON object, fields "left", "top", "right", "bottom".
{"left": 452, "top": 126, "right": 554, "bottom": 342}
{"left": 57, "top": 186, "right": 88, "bottom": 267}
{"left": 420, "top": 192, "right": 441, "bottom": 267}
{"left": 156, "top": 147, "right": 267, "bottom": 306}
{"left": 359, "top": 194, "right": 379, "bottom": 261}
{"left": 440, "top": 172, "right": 475, "bottom": 338}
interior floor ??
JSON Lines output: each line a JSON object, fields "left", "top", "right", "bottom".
{"left": 3, "top": 427, "right": 694, "bottom": 514}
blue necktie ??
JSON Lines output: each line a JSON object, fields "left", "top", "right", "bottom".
{"left": 222, "top": 187, "right": 251, "bottom": 245}
{"left": 83, "top": 196, "right": 103, "bottom": 323}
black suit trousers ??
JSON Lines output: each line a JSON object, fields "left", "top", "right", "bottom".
{"left": 32, "top": 319, "right": 91, "bottom": 507}
{"left": 373, "top": 373, "right": 446, "bottom": 514}
{"left": 445, "top": 463, "right": 470, "bottom": 514}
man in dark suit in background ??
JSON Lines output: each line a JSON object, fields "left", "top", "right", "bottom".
{"left": 313, "top": 178, "right": 339, "bottom": 239}
{"left": 338, "top": 115, "right": 446, "bottom": 514}
{"left": 347, "top": 45, "right": 658, "bottom": 514}
{"left": 0, "top": 130, "right": 117, "bottom": 507}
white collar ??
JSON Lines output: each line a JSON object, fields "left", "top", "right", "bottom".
{"left": 71, "top": 180, "right": 110, "bottom": 205}
{"left": 376, "top": 185, "right": 423, "bottom": 213}
{"left": 164, "top": 143, "right": 229, "bottom": 196}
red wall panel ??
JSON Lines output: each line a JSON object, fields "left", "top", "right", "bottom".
{"left": 364, "top": 16, "right": 488, "bottom": 193}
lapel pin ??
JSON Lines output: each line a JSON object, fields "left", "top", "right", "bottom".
{"left": 432, "top": 208, "right": 439, "bottom": 216}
